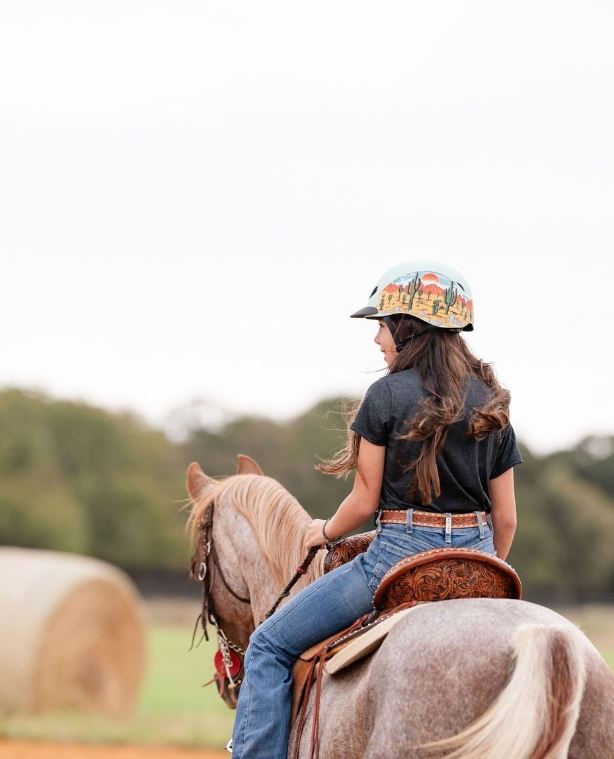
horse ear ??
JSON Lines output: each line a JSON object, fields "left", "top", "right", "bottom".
{"left": 186, "top": 461, "right": 215, "bottom": 499}
{"left": 236, "top": 454, "right": 264, "bottom": 475}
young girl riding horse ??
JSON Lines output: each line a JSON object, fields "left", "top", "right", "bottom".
{"left": 229, "top": 259, "right": 523, "bottom": 757}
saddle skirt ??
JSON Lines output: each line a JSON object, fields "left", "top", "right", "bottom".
{"left": 291, "top": 601, "right": 417, "bottom": 723}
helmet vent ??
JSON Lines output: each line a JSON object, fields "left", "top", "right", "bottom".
{"left": 369, "top": 286, "right": 377, "bottom": 297}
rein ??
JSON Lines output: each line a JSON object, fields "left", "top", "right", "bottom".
{"left": 190, "top": 496, "right": 320, "bottom": 702}
{"left": 263, "top": 546, "right": 319, "bottom": 620}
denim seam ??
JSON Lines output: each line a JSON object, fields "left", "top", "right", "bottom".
{"left": 235, "top": 674, "right": 251, "bottom": 756}
{"left": 380, "top": 540, "right": 431, "bottom": 558}
{"left": 369, "top": 559, "right": 388, "bottom": 597}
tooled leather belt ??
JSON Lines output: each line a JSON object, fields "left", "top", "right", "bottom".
{"left": 379, "top": 509, "right": 490, "bottom": 528}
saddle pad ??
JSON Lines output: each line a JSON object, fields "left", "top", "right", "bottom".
{"left": 324, "top": 605, "right": 417, "bottom": 675}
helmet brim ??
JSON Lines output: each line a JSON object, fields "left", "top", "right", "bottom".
{"left": 349, "top": 306, "right": 378, "bottom": 318}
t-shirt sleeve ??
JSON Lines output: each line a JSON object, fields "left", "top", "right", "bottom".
{"left": 350, "top": 380, "right": 391, "bottom": 446}
{"left": 490, "top": 423, "right": 524, "bottom": 479}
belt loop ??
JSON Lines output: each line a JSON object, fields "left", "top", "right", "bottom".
{"left": 375, "top": 508, "right": 382, "bottom": 535}
{"left": 405, "top": 508, "right": 413, "bottom": 534}
{"left": 475, "top": 511, "right": 486, "bottom": 539}
{"left": 444, "top": 512, "right": 452, "bottom": 544}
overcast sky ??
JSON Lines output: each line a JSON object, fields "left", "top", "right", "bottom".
{"left": 1, "top": 1, "right": 613, "bottom": 455}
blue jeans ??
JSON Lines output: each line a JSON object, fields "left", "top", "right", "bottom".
{"left": 231, "top": 510, "right": 495, "bottom": 758}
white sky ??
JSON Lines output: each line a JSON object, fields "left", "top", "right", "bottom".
{"left": 1, "top": 1, "right": 613, "bottom": 454}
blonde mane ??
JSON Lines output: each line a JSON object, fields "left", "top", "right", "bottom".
{"left": 187, "top": 473, "right": 325, "bottom": 586}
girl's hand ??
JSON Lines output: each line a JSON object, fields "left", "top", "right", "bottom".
{"left": 303, "top": 519, "right": 327, "bottom": 550}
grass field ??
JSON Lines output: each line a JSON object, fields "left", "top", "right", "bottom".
{"left": 0, "top": 601, "right": 613, "bottom": 749}
{"left": 0, "top": 625, "right": 234, "bottom": 750}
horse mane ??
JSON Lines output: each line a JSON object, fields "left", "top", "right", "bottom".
{"left": 187, "top": 473, "right": 325, "bottom": 586}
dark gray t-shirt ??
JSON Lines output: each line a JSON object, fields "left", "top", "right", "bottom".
{"left": 350, "top": 368, "right": 523, "bottom": 514}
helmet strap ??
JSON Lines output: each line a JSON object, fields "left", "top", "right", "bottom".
{"left": 382, "top": 315, "right": 430, "bottom": 353}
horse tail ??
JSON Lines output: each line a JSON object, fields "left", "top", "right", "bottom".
{"left": 419, "top": 623, "right": 586, "bottom": 759}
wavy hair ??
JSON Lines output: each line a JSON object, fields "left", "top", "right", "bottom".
{"left": 316, "top": 314, "right": 511, "bottom": 505}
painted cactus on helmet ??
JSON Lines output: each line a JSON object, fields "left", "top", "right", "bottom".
{"left": 407, "top": 272, "right": 421, "bottom": 311}
{"left": 444, "top": 283, "right": 457, "bottom": 314}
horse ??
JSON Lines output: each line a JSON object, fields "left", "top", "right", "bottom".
{"left": 185, "top": 458, "right": 614, "bottom": 758}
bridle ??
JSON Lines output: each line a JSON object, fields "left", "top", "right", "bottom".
{"left": 190, "top": 495, "right": 319, "bottom": 707}
{"left": 190, "top": 494, "right": 249, "bottom": 705}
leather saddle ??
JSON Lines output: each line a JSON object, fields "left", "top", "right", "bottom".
{"left": 291, "top": 530, "right": 522, "bottom": 737}
{"left": 322, "top": 530, "right": 522, "bottom": 609}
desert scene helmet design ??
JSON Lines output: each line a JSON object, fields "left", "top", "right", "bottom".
{"left": 350, "top": 259, "right": 474, "bottom": 331}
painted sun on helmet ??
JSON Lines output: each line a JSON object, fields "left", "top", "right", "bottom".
{"left": 350, "top": 259, "right": 474, "bottom": 331}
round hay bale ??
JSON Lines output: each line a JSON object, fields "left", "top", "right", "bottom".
{"left": 0, "top": 547, "right": 146, "bottom": 716}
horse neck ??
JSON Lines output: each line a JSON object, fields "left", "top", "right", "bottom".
{"left": 214, "top": 478, "right": 325, "bottom": 633}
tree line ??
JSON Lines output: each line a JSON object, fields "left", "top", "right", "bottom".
{"left": 1, "top": 388, "right": 613, "bottom": 601}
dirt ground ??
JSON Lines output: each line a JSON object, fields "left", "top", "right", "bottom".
{"left": 0, "top": 742, "right": 227, "bottom": 759}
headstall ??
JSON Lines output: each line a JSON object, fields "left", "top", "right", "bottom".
{"left": 190, "top": 496, "right": 249, "bottom": 705}
{"left": 190, "top": 496, "right": 319, "bottom": 706}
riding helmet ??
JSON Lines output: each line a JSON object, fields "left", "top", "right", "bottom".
{"left": 350, "top": 259, "right": 474, "bottom": 333}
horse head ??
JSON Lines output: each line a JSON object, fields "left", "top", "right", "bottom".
{"left": 186, "top": 456, "right": 324, "bottom": 709}
{"left": 186, "top": 457, "right": 261, "bottom": 707}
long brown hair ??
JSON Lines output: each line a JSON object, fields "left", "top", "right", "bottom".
{"left": 316, "top": 314, "right": 511, "bottom": 505}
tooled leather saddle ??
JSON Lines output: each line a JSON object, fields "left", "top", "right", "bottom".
{"left": 322, "top": 530, "right": 522, "bottom": 606}
{"left": 290, "top": 530, "right": 522, "bottom": 759}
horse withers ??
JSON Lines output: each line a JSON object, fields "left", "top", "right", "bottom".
{"left": 186, "top": 458, "right": 614, "bottom": 759}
